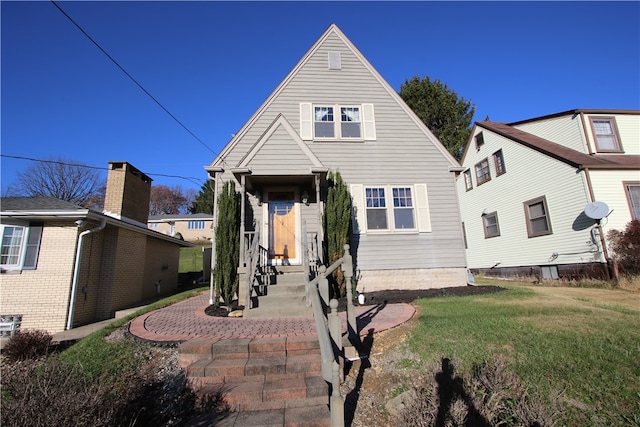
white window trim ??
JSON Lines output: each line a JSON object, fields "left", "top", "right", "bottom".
{"left": 300, "top": 103, "right": 376, "bottom": 141}
{"left": 0, "top": 222, "right": 42, "bottom": 272}
{"left": 350, "top": 183, "right": 431, "bottom": 235}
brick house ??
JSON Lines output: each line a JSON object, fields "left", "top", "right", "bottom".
{"left": 0, "top": 161, "right": 192, "bottom": 335}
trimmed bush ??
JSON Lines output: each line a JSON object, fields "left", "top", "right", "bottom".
{"left": 2, "top": 329, "right": 52, "bottom": 363}
{"left": 607, "top": 219, "right": 640, "bottom": 276}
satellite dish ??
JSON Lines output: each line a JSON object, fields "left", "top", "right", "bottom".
{"left": 584, "top": 201, "right": 609, "bottom": 220}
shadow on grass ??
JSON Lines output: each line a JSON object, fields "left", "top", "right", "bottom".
{"left": 344, "top": 328, "right": 374, "bottom": 427}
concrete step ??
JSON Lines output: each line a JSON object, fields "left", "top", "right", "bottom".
{"left": 244, "top": 299, "right": 313, "bottom": 319}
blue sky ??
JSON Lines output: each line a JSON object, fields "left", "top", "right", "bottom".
{"left": 2, "top": 1, "right": 639, "bottom": 194}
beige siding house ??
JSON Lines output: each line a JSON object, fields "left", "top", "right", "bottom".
{"left": 205, "top": 24, "right": 467, "bottom": 301}
{"left": 147, "top": 214, "right": 213, "bottom": 242}
{"left": 0, "top": 162, "right": 192, "bottom": 335}
{"left": 457, "top": 110, "right": 640, "bottom": 280}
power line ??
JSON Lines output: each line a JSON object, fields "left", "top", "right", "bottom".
{"left": 49, "top": 0, "right": 216, "bottom": 156}
{"left": 1, "top": 154, "right": 206, "bottom": 187}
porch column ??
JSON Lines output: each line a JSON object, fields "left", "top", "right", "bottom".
{"left": 239, "top": 173, "right": 246, "bottom": 269}
{"left": 315, "top": 173, "right": 323, "bottom": 264}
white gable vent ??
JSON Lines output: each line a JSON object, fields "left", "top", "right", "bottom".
{"left": 328, "top": 51, "right": 341, "bottom": 70}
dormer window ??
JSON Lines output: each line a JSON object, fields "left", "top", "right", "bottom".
{"left": 589, "top": 117, "right": 623, "bottom": 152}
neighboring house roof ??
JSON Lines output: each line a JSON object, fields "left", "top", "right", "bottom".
{"left": 475, "top": 121, "right": 640, "bottom": 170}
{"left": 148, "top": 213, "right": 213, "bottom": 222}
{"left": 509, "top": 108, "right": 640, "bottom": 126}
{"left": 1, "top": 196, "right": 90, "bottom": 213}
{"left": 1, "top": 197, "right": 193, "bottom": 247}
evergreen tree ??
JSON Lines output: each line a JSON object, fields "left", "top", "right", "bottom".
{"left": 323, "top": 171, "right": 351, "bottom": 296}
{"left": 399, "top": 76, "right": 475, "bottom": 161}
{"left": 190, "top": 180, "right": 215, "bottom": 214}
{"left": 214, "top": 181, "right": 239, "bottom": 310}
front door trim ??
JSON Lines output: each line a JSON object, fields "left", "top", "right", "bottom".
{"left": 262, "top": 187, "right": 301, "bottom": 266}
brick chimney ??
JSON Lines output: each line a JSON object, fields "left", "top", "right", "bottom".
{"left": 103, "top": 161, "right": 152, "bottom": 224}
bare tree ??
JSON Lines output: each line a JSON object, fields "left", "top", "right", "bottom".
{"left": 6, "top": 157, "right": 105, "bottom": 208}
{"left": 149, "top": 184, "right": 189, "bottom": 215}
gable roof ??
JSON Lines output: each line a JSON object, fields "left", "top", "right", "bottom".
{"left": 208, "top": 23, "right": 460, "bottom": 171}
{"left": 1, "top": 196, "right": 89, "bottom": 213}
{"left": 509, "top": 109, "right": 640, "bottom": 126}
{"left": 476, "top": 121, "right": 640, "bottom": 170}
{"left": 237, "top": 114, "right": 324, "bottom": 171}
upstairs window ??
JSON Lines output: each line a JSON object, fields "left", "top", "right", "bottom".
{"left": 475, "top": 132, "right": 485, "bottom": 150}
{"left": 475, "top": 158, "right": 491, "bottom": 185}
{"left": 301, "top": 103, "right": 376, "bottom": 141}
{"left": 524, "top": 196, "right": 552, "bottom": 237}
{"left": 1, "top": 223, "right": 42, "bottom": 271}
{"left": 314, "top": 107, "right": 335, "bottom": 138}
{"left": 340, "top": 107, "right": 361, "bottom": 138}
{"left": 463, "top": 170, "right": 473, "bottom": 191}
{"left": 493, "top": 150, "right": 506, "bottom": 176}
{"left": 590, "top": 117, "right": 623, "bottom": 152}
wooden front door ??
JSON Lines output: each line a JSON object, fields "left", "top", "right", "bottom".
{"left": 267, "top": 192, "right": 296, "bottom": 264}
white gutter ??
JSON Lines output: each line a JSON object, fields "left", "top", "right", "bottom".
{"left": 66, "top": 219, "right": 106, "bottom": 330}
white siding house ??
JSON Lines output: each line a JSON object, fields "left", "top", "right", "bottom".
{"left": 205, "top": 24, "right": 468, "bottom": 300}
{"left": 457, "top": 110, "right": 640, "bottom": 280}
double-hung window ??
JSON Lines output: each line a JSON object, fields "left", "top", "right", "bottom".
{"left": 365, "top": 186, "right": 416, "bottom": 231}
{"left": 392, "top": 187, "right": 415, "bottom": 229}
{"left": 1, "top": 223, "right": 42, "bottom": 272}
{"left": 624, "top": 182, "right": 640, "bottom": 220}
{"left": 463, "top": 170, "right": 473, "bottom": 191}
{"left": 475, "top": 158, "right": 491, "bottom": 185}
{"left": 482, "top": 212, "right": 500, "bottom": 238}
{"left": 314, "top": 105, "right": 361, "bottom": 139}
{"left": 314, "top": 107, "right": 335, "bottom": 138}
{"left": 589, "top": 117, "right": 623, "bottom": 152}
{"left": 301, "top": 103, "right": 375, "bottom": 141}
{"left": 340, "top": 107, "right": 361, "bottom": 138}
{"left": 493, "top": 150, "right": 506, "bottom": 176}
{"left": 524, "top": 196, "right": 552, "bottom": 237}
{"left": 351, "top": 184, "right": 431, "bottom": 234}
{"left": 365, "top": 187, "right": 388, "bottom": 230}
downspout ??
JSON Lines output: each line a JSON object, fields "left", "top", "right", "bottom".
{"left": 581, "top": 166, "right": 612, "bottom": 279}
{"left": 66, "top": 219, "right": 106, "bottom": 330}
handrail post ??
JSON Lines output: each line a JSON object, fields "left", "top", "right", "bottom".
{"left": 318, "top": 266, "right": 329, "bottom": 306}
{"left": 331, "top": 360, "right": 345, "bottom": 426}
{"left": 328, "top": 299, "right": 342, "bottom": 357}
{"left": 342, "top": 244, "right": 358, "bottom": 345}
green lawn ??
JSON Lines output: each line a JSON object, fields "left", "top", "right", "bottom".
{"left": 407, "top": 278, "right": 640, "bottom": 425}
{"left": 179, "top": 245, "right": 210, "bottom": 273}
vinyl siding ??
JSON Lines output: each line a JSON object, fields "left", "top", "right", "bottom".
{"left": 210, "top": 27, "right": 466, "bottom": 275}
{"left": 458, "top": 128, "right": 600, "bottom": 270}
{"left": 589, "top": 169, "right": 640, "bottom": 232}
{"left": 583, "top": 113, "right": 640, "bottom": 155}
{"left": 515, "top": 115, "right": 586, "bottom": 152}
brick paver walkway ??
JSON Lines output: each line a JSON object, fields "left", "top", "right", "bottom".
{"left": 129, "top": 292, "right": 415, "bottom": 343}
